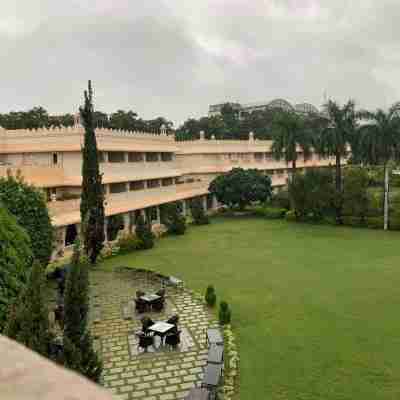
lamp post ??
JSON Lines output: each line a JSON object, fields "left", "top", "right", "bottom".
{"left": 384, "top": 169, "right": 400, "bottom": 230}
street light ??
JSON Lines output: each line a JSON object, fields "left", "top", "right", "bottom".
{"left": 384, "top": 169, "right": 400, "bottom": 230}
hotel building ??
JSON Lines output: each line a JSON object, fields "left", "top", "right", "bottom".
{"left": 0, "top": 123, "right": 334, "bottom": 258}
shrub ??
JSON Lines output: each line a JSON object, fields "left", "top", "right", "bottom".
{"left": 0, "top": 206, "right": 33, "bottom": 332}
{"left": 135, "top": 215, "right": 154, "bottom": 249}
{"left": 285, "top": 210, "right": 297, "bottom": 222}
{"left": 270, "top": 189, "right": 290, "bottom": 209}
{"left": 107, "top": 214, "right": 124, "bottom": 242}
{"left": 117, "top": 233, "right": 142, "bottom": 254}
{"left": 205, "top": 285, "right": 216, "bottom": 307}
{"left": 343, "top": 167, "right": 370, "bottom": 220}
{"left": 0, "top": 173, "right": 53, "bottom": 266}
{"left": 161, "top": 202, "right": 186, "bottom": 235}
{"left": 219, "top": 301, "right": 231, "bottom": 325}
{"left": 365, "top": 216, "right": 383, "bottom": 230}
{"left": 342, "top": 216, "right": 364, "bottom": 227}
{"left": 190, "top": 198, "right": 210, "bottom": 225}
{"left": 389, "top": 216, "right": 400, "bottom": 231}
{"left": 253, "top": 206, "right": 286, "bottom": 219}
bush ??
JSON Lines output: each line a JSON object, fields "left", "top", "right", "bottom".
{"left": 365, "top": 216, "right": 383, "bottom": 230}
{"left": 190, "top": 198, "right": 210, "bottom": 225}
{"left": 342, "top": 216, "right": 364, "bottom": 227}
{"left": 161, "top": 202, "right": 186, "bottom": 235}
{"left": 117, "top": 233, "right": 143, "bottom": 254}
{"left": 270, "top": 189, "right": 290, "bottom": 209}
{"left": 205, "top": 285, "right": 216, "bottom": 307}
{"left": 219, "top": 301, "right": 231, "bottom": 325}
{"left": 135, "top": 215, "right": 154, "bottom": 249}
{"left": 389, "top": 217, "right": 400, "bottom": 231}
{"left": 107, "top": 214, "right": 124, "bottom": 242}
{"left": 285, "top": 210, "right": 297, "bottom": 222}
{"left": 0, "top": 173, "right": 54, "bottom": 266}
{"left": 253, "top": 206, "right": 286, "bottom": 219}
{"left": 0, "top": 206, "right": 33, "bottom": 332}
{"left": 343, "top": 167, "right": 370, "bottom": 220}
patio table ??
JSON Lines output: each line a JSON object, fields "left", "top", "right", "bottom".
{"left": 148, "top": 321, "right": 175, "bottom": 346}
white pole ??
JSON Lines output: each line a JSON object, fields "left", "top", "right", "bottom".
{"left": 384, "top": 166, "right": 389, "bottom": 230}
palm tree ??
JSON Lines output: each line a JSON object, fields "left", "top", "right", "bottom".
{"left": 315, "top": 100, "right": 358, "bottom": 223}
{"left": 356, "top": 105, "right": 400, "bottom": 229}
{"left": 271, "top": 110, "right": 313, "bottom": 178}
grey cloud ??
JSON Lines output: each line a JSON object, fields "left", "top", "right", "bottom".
{"left": 1, "top": 0, "right": 400, "bottom": 125}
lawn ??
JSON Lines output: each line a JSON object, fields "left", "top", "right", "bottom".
{"left": 100, "top": 216, "right": 400, "bottom": 399}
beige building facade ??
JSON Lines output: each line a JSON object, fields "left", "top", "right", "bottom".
{"left": 0, "top": 124, "right": 335, "bottom": 258}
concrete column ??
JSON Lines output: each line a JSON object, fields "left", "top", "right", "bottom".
{"left": 155, "top": 207, "right": 161, "bottom": 224}
{"left": 104, "top": 217, "right": 108, "bottom": 241}
{"left": 125, "top": 182, "right": 130, "bottom": 193}
{"left": 212, "top": 195, "right": 218, "bottom": 210}
{"left": 123, "top": 152, "right": 128, "bottom": 162}
{"left": 181, "top": 200, "right": 187, "bottom": 216}
{"left": 202, "top": 196, "right": 207, "bottom": 211}
{"left": 123, "top": 213, "right": 130, "bottom": 233}
{"left": 140, "top": 209, "right": 146, "bottom": 222}
{"left": 104, "top": 152, "right": 109, "bottom": 163}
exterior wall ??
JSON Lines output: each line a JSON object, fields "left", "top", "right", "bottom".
{"left": 0, "top": 125, "right": 339, "bottom": 254}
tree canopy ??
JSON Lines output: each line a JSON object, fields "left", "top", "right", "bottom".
{"left": 209, "top": 168, "right": 272, "bottom": 210}
{"left": 0, "top": 206, "right": 33, "bottom": 332}
{"left": 0, "top": 172, "right": 53, "bottom": 266}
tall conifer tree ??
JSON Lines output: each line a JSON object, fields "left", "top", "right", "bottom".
{"left": 80, "top": 80, "right": 105, "bottom": 263}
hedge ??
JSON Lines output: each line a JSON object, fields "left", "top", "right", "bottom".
{"left": 253, "top": 206, "right": 287, "bottom": 219}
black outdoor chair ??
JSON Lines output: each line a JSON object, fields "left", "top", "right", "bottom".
{"left": 135, "top": 298, "right": 147, "bottom": 314}
{"left": 152, "top": 297, "right": 165, "bottom": 312}
{"left": 165, "top": 330, "right": 181, "bottom": 349}
{"left": 136, "top": 290, "right": 145, "bottom": 299}
{"left": 156, "top": 288, "right": 166, "bottom": 298}
{"left": 141, "top": 316, "right": 155, "bottom": 334}
{"left": 166, "top": 315, "right": 179, "bottom": 333}
{"left": 137, "top": 332, "right": 154, "bottom": 352}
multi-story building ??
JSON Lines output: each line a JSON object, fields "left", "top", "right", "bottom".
{"left": 208, "top": 98, "right": 320, "bottom": 117}
{"left": 0, "top": 124, "right": 335, "bottom": 258}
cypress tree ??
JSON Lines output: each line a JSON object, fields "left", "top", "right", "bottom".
{"left": 63, "top": 240, "right": 102, "bottom": 382}
{"left": 5, "top": 260, "right": 53, "bottom": 358}
{"left": 80, "top": 80, "right": 105, "bottom": 264}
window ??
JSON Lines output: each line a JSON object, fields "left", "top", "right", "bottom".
{"left": 161, "top": 153, "right": 173, "bottom": 162}
{"left": 147, "top": 179, "right": 160, "bottom": 189}
{"left": 129, "top": 181, "right": 145, "bottom": 191}
{"left": 254, "top": 153, "right": 264, "bottom": 162}
{"left": 128, "top": 152, "right": 144, "bottom": 162}
{"left": 145, "top": 153, "right": 159, "bottom": 162}
{"left": 108, "top": 152, "right": 125, "bottom": 163}
{"left": 162, "top": 178, "right": 174, "bottom": 186}
{"left": 265, "top": 153, "right": 273, "bottom": 161}
{"left": 109, "top": 182, "right": 127, "bottom": 194}
{"left": 175, "top": 177, "right": 184, "bottom": 185}
{"left": 52, "top": 152, "right": 58, "bottom": 165}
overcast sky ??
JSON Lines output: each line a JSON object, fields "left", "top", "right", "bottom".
{"left": 1, "top": 0, "right": 400, "bottom": 126}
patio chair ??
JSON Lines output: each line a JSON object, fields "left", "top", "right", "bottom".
{"left": 135, "top": 298, "right": 147, "bottom": 314}
{"left": 165, "top": 330, "right": 181, "bottom": 349}
{"left": 166, "top": 315, "right": 179, "bottom": 333}
{"left": 156, "top": 288, "right": 166, "bottom": 298}
{"left": 141, "top": 316, "right": 155, "bottom": 334}
{"left": 152, "top": 297, "right": 165, "bottom": 312}
{"left": 137, "top": 332, "right": 154, "bottom": 352}
{"left": 136, "top": 290, "right": 145, "bottom": 299}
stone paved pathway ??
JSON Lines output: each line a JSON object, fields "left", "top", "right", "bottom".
{"left": 89, "top": 268, "right": 219, "bottom": 400}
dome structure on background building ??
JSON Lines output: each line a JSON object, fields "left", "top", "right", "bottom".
{"left": 267, "top": 98, "right": 294, "bottom": 112}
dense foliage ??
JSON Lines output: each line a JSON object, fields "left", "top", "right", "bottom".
{"left": 63, "top": 241, "right": 102, "bottom": 381}
{"left": 205, "top": 285, "right": 217, "bottom": 307}
{"left": 0, "top": 173, "right": 53, "bottom": 266}
{"left": 0, "top": 207, "right": 32, "bottom": 332}
{"left": 5, "top": 260, "right": 53, "bottom": 357}
{"left": 161, "top": 202, "right": 187, "bottom": 235}
{"left": 135, "top": 215, "right": 155, "bottom": 249}
{"left": 209, "top": 168, "right": 272, "bottom": 210}
{"left": 190, "top": 197, "right": 210, "bottom": 225}
{"left": 80, "top": 81, "right": 105, "bottom": 264}
{"left": 219, "top": 301, "right": 232, "bottom": 325}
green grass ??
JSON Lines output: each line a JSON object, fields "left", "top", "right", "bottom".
{"left": 100, "top": 216, "right": 400, "bottom": 400}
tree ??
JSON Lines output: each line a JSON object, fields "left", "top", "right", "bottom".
{"left": 0, "top": 206, "right": 33, "bottom": 332}
{"left": 190, "top": 197, "right": 210, "bottom": 225}
{"left": 161, "top": 202, "right": 186, "bottom": 235}
{"left": 342, "top": 167, "right": 370, "bottom": 221}
{"left": 135, "top": 214, "right": 154, "bottom": 249}
{"left": 80, "top": 80, "right": 105, "bottom": 264}
{"left": 209, "top": 168, "right": 272, "bottom": 210}
{"left": 271, "top": 110, "right": 313, "bottom": 178}
{"left": 0, "top": 172, "right": 53, "bottom": 266}
{"left": 355, "top": 106, "right": 400, "bottom": 229}
{"left": 5, "top": 260, "right": 53, "bottom": 358}
{"left": 315, "top": 100, "right": 358, "bottom": 223}
{"left": 63, "top": 241, "right": 102, "bottom": 382}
